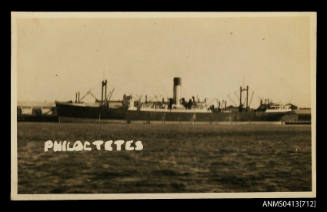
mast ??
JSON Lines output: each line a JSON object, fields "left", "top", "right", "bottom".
{"left": 240, "top": 86, "right": 242, "bottom": 111}
{"left": 104, "top": 80, "right": 107, "bottom": 102}
{"left": 101, "top": 80, "right": 108, "bottom": 105}
{"left": 246, "top": 85, "right": 249, "bottom": 110}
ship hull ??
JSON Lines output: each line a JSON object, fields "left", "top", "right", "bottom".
{"left": 55, "top": 101, "right": 296, "bottom": 122}
{"left": 55, "top": 101, "right": 125, "bottom": 120}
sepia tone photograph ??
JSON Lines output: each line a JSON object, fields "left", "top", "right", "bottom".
{"left": 11, "top": 12, "right": 316, "bottom": 200}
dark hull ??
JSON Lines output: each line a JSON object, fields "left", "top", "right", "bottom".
{"left": 55, "top": 101, "right": 125, "bottom": 120}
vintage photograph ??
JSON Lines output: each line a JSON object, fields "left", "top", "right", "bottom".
{"left": 11, "top": 12, "right": 316, "bottom": 199}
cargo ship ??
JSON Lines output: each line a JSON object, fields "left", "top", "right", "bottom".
{"left": 55, "top": 77, "right": 304, "bottom": 123}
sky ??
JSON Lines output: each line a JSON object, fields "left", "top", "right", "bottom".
{"left": 14, "top": 13, "right": 315, "bottom": 108}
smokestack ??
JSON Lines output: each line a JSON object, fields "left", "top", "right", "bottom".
{"left": 173, "top": 77, "right": 181, "bottom": 105}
